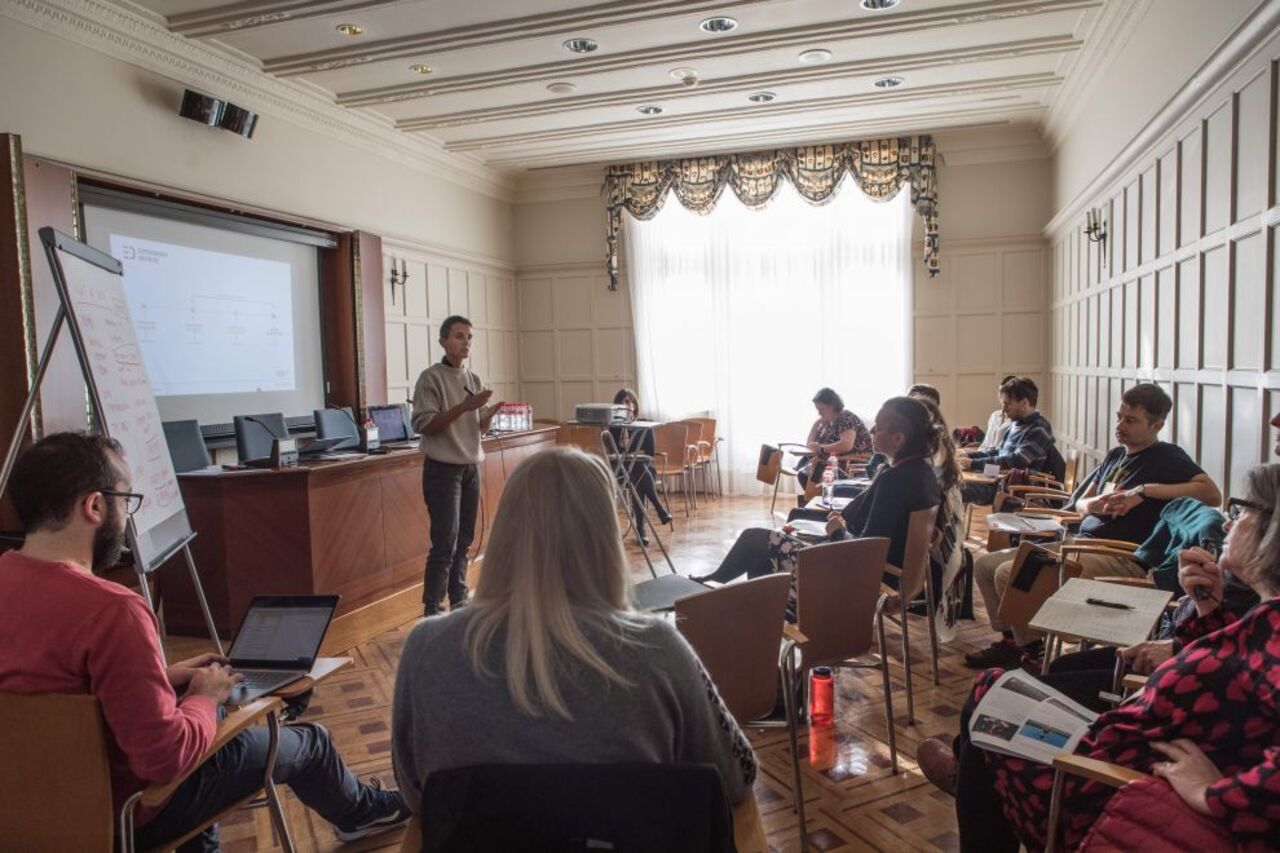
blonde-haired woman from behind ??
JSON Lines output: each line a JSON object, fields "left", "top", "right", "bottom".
{"left": 391, "top": 446, "right": 758, "bottom": 818}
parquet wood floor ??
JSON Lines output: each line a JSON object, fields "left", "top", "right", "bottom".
{"left": 166, "top": 493, "right": 999, "bottom": 852}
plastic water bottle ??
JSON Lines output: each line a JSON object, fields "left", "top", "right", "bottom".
{"left": 821, "top": 456, "right": 838, "bottom": 507}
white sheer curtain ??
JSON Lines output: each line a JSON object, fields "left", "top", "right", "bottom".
{"left": 625, "top": 180, "right": 912, "bottom": 494}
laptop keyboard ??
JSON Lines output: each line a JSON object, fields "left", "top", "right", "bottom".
{"left": 236, "top": 670, "right": 294, "bottom": 691}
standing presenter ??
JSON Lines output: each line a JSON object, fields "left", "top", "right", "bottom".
{"left": 411, "top": 315, "right": 501, "bottom": 617}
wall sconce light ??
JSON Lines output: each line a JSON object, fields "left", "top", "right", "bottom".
{"left": 389, "top": 258, "right": 409, "bottom": 304}
{"left": 1084, "top": 207, "right": 1107, "bottom": 267}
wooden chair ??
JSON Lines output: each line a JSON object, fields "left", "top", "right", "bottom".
{"left": 782, "top": 538, "right": 898, "bottom": 850}
{"left": 1044, "top": 755, "right": 1150, "bottom": 853}
{"left": 0, "top": 692, "right": 292, "bottom": 852}
{"left": 686, "top": 416, "right": 724, "bottom": 496}
{"left": 881, "top": 506, "right": 941, "bottom": 725}
{"left": 652, "top": 422, "right": 696, "bottom": 517}
{"left": 673, "top": 419, "right": 709, "bottom": 508}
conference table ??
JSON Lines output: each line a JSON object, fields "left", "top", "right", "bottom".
{"left": 162, "top": 426, "right": 559, "bottom": 638}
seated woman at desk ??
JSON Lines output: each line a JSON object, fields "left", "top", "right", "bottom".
{"left": 796, "top": 388, "right": 872, "bottom": 490}
{"left": 692, "top": 397, "right": 942, "bottom": 612}
{"left": 608, "top": 388, "right": 671, "bottom": 546}
{"left": 918, "top": 462, "right": 1280, "bottom": 852}
{"left": 391, "top": 447, "right": 757, "bottom": 812}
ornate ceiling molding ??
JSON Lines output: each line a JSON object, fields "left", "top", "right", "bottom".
{"left": 438, "top": 73, "right": 1061, "bottom": 152}
{"left": 2, "top": 0, "right": 514, "bottom": 200}
{"left": 394, "top": 36, "right": 1081, "bottom": 130}
{"left": 483, "top": 106, "right": 1049, "bottom": 170}
{"left": 264, "top": 0, "right": 744, "bottom": 76}
{"left": 332, "top": 0, "right": 1100, "bottom": 102}
{"left": 169, "top": 0, "right": 404, "bottom": 38}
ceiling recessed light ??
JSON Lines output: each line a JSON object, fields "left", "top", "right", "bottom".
{"left": 546, "top": 81, "right": 577, "bottom": 94}
{"left": 798, "top": 48, "right": 832, "bottom": 64}
{"left": 335, "top": 23, "right": 364, "bottom": 36}
{"left": 636, "top": 104, "right": 664, "bottom": 115}
{"left": 873, "top": 75, "right": 905, "bottom": 88}
{"left": 699, "top": 16, "right": 737, "bottom": 34}
{"left": 860, "top": 0, "right": 900, "bottom": 9}
{"left": 409, "top": 64, "right": 433, "bottom": 75}
{"left": 747, "top": 91, "right": 776, "bottom": 103}
{"left": 563, "top": 37, "right": 598, "bottom": 54}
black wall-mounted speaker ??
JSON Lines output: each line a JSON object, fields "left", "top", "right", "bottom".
{"left": 178, "top": 89, "right": 258, "bottom": 139}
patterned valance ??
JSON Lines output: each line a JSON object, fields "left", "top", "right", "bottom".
{"left": 602, "top": 135, "right": 938, "bottom": 290}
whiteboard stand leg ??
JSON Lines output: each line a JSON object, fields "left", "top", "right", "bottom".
{"left": 132, "top": 566, "right": 167, "bottom": 655}
{"left": 182, "top": 543, "right": 224, "bottom": 656}
{"left": 0, "top": 307, "right": 66, "bottom": 495}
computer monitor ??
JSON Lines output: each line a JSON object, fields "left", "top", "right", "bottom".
{"left": 369, "top": 403, "right": 412, "bottom": 442}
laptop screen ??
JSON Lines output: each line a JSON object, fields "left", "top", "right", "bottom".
{"left": 228, "top": 595, "right": 339, "bottom": 668}
{"left": 369, "top": 404, "right": 410, "bottom": 442}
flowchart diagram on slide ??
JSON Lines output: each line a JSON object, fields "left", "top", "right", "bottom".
{"left": 110, "top": 235, "right": 296, "bottom": 396}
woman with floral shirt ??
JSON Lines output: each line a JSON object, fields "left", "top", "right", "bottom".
{"left": 796, "top": 387, "right": 872, "bottom": 489}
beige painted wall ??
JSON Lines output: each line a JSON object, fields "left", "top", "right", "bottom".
{"left": 1051, "top": 0, "right": 1262, "bottom": 219}
{"left": 513, "top": 145, "right": 1053, "bottom": 430}
{"left": 1047, "top": 28, "right": 1280, "bottom": 502}
{"left": 381, "top": 243, "right": 519, "bottom": 410}
{"left": 0, "top": 18, "right": 514, "bottom": 263}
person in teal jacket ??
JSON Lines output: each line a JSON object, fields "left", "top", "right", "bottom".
{"left": 1133, "top": 496, "right": 1225, "bottom": 592}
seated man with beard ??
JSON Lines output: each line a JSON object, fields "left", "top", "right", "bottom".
{"left": 0, "top": 433, "right": 409, "bottom": 850}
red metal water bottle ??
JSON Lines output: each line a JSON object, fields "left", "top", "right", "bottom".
{"left": 809, "top": 666, "right": 835, "bottom": 725}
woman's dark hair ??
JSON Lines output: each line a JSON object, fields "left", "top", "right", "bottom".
{"left": 812, "top": 387, "right": 844, "bottom": 412}
{"left": 9, "top": 432, "right": 123, "bottom": 532}
{"left": 914, "top": 398, "right": 961, "bottom": 493}
{"left": 907, "top": 384, "right": 941, "bottom": 405}
{"left": 613, "top": 388, "right": 639, "bottom": 410}
{"left": 879, "top": 396, "right": 943, "bottom": 463}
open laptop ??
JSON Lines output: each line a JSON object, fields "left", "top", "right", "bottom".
{"left": 224, "top": 595, "right": 340, "bottom": 705}
{"left": 369, "top": 403, "right": 419, "bottom": 450}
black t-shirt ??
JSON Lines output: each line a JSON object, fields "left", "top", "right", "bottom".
{"left": 836, "top": 456, "right": 941, "bottom": 569}
{"left": 1070, "top": 442, "right": 1205, "bottom": 543}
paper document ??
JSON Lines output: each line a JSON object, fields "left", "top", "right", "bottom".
{"left": 1030, "top": 578, "right": 1172, "bottom": 647}
{"left": 986, "top": 513, "right": 1063, "bottom": 534}
{"left": 786, "top": 519, "right": 830, "bottom": 541}
{"left": 969, "top": 670, "right": 1098, "bottom": 765}
{"left": 806, "top": 496, "right": 854, "bottom": 512}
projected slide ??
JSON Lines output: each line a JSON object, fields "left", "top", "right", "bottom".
{"left": 110, "top": 235, "right": 296, "bottom": 396}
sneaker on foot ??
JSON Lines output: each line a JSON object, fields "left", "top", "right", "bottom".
{"left": 963, "top": 637, "right": 1023, "bottom": 669}
{"left": 334, "top": 779, "right": 412, "bottom": 842}
{"left": 917, "top": 736, "right": 958, "bottom": 796}
{"left": 1018, "top": 640, "right": 1046, "bottom": 672}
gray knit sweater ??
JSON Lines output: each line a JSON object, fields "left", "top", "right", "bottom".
{"left": 410, "top": 360, "right": 484, "bottom": 465}
{"left": 391, "top": 608, "right": 758, "bottom": 813}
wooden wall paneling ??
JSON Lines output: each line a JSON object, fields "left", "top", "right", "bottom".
{"left": 321, "top": 233, "right": 359, "bottom": 409}
{"left": 1205, "top": 101, "right": 1233, "bottom": 236}
{"left": 1228, "top": 385, "right": 1263, "bottom": 502}
{"left": 1203, "top": 245, "right": 1229, "bottom": 369}
{"left": 357, "top": 231, "right": 387, "bottom": 408}
{"left": 1180, "top": 126, "right": 1204, "bottom": 248}
{"left": 1233, "top": 230, "right": 1266, "bottom": 370}
{"left": 1158, "top": 147, "right": 1178, "bottom": 258}
{"left": 1271, "top": 225, "right": 1280, "bottom": 371}
{"left": 1234, "top": 66, "right": 1271, "bottom": 222}
{"left": 1177, "top": 256, "right": 1202, "bottom": 369}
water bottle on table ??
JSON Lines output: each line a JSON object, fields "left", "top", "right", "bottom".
{"left": 821, "top": 456, "right": 839, "bottom": 507}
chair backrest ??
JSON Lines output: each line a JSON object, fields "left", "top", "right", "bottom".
{"left": 756, "top": 444, "right": 781, "bottom": 486}
{"left": 1063, "top": 448, "right": 1081, "bottom": 493}
{"left": 417, "top": 763, "right": 734, "bottom": 852}
{"left": 0, "top": 693, "right": 114, "bottom": 849}
{"left": 892, "top": 506, "right": 941, "bottom": 600}
{"left": 688, "top": 416, "right": 717, "bottom": 447}
{"left": 675, "top": 419, "right": 703, "bottom": 448}
{"left": 233, "top": 412, "right": 288, "bottom": 461}
{"left": 652, "top": 423, "right": 689, "bottom": 463}
{"left": 313, "top": 407, "right": 360, "bottom": 450}
{"left": 161, "top": 419, "right": 212, "bottom": 472}
{"left": 794, "top": 538, "right": 890, "bottom": 667}
{"left": 675, "top": 574, "right": 790, "bottom": 722}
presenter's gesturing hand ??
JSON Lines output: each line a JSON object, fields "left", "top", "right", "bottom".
{"left": 166, "top": 653, "right": 229, "bottom": 689}
{"left": 187, "top": 663, "right": 243, "bottom": 705}
{"left": 463, "top": 388, "right": 494, "bottom": 411}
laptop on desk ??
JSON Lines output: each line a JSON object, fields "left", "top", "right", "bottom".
{"left": 224, "top": 595, "right": 339, "bottom": 706}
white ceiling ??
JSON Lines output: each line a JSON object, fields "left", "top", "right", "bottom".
{"left": 119, "top": 0, "right": 1111, "bottom": 172}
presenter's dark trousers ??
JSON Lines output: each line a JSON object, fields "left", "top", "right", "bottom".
{"left": 422, "top": 459, "right": 480, "bottom": 615}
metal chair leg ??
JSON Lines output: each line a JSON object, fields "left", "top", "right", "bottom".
{"left": 925, "top": 575, "right": 940, "bottom": 686}
{"left": 1045, "top": 768, "right": 1065, "bottom": 853}
{"left": 263, "top": 712, "right": 296, "bottom": 853}
{"left": 877, "top": 608, "right": 898, "bottom": 773}
{"left": 899, "top": 594, "right": 915, "bottom": 725}
{"left": 780, "top": 644, "right": 808, "bottom": 852}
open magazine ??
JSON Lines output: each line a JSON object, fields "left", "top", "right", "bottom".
{"left": 969, "top": 670, "right": 1099, "bottom": 765}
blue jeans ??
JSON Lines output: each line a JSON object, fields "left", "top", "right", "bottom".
{"left": 132, "top": 723, "right": 370, "bottom": 852}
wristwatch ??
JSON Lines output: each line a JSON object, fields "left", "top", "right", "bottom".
{"left": 1134, "top": 484, "right": 1147, "bottom": 498}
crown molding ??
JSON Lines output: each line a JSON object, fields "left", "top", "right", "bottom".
{"left": 1, "top": 0, "right": 515, "bottom": 201}
{"left": 441, "top": 74, "right": 1060, "bottom": 152}
{"left": 1040, "top": 0, "right": 1152, "bottom": 149}
{"left": 335, "top": 0, "right": 1100, "bottom": 105}
{"left": 485, "top": 109, "right": 1045, "bottom": 170}
{"left": 514, "top": 165, "right": 607, "bottom": 205}
{"left": 169, "top": 0, "right": 403, "bottom": 38}
{"left": 1044, "top": 0, "right": 1280, "bottom": 236}
{"left": 266, "top": 0, "right": 737, "bottom": 76}
{"left": 380, "top": 234, "right": 516, "bottom": 274}
{"left": 395, "top": 36, "right": 1081, "bottom": 129}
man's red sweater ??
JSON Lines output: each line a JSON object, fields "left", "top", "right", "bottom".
{"left": 0, "top": 550, "right": 217, "bottom": 822}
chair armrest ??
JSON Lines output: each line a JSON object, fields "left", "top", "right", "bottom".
{"left": 881, "top": 564, "right": 903, "bottom": 579}
{"left": 1019, "top": 508, "right": 1082, "bottom": 522}
{"left": 1052, "top": 754, "right": 1149, "bottom": 788}
{"left": 1096, "top": 576, "right": 1156, "bottom": 588}
{"left": 1075, "top": 538, "right": 1139, "bottom": 551}
{"left": 782, "top": 623, "right": 809, "bottom": 645}
{"left": 778, "top": 443, "right": 811, "bottom": 454}
{"left": 139, "top": 696, "right": 284, "bottom": 808}
{"left": 1060, "top": 545, "right": 1143, "bottom": 562}
{"left": 399, "top": 815, "right": 423, "bottom": 852}
{"left": 1121, "top": 673, "right": 1148, "bottom": 693}
{"left": 1008, "top": 486, "right": 1070, "bottom": 498}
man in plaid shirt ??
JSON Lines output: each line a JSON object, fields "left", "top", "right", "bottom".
{"left": 959, "top": 377, "right": 1055, "bottom": 505}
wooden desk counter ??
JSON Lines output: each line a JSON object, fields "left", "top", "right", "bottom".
{"left": 164, "top": 427, "right": 559, "bottom": 636}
